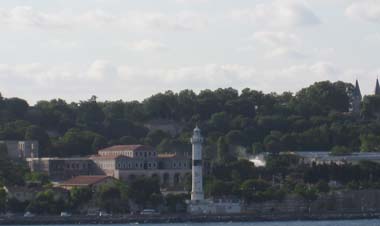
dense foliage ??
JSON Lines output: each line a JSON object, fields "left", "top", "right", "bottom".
{"left": 1, "top": 80, "right": 380, "bottom": 213}
{"left": 1, "top": 81, "right": 380, "bottom": 159}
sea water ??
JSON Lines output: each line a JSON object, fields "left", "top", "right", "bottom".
{"left": 5, "top": 220, "right": 380, "bottom": 226}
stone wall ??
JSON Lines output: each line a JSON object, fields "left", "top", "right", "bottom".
{"left": 244, "top": 189, "right": 380, "bottom": 214}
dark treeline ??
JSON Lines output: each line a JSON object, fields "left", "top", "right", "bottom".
{"left": 2, "top": 80, "right": 380, "bottom": 213}
{"left": 1, "top": 80, "right": 380, "bottom": 159}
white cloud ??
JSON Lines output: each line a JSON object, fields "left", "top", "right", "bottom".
{"left": 0, "top": 6, "right": 208, "bottom": 31}
{"left": 0, "top": 60, "right": 370, "bottom": 104}
{"left": 252, "top": 31, "right": 299, "bottom": 47}
{"left": 131, "top": 11, "right": 208, "bottom": 31}
{"left": 346, "top": 1, "right": 380, "bottom": 23}
{"left": 44, "top": 40, "right": 79, "bottom": 49}
{"left": 0, "top": 6, "right": 70, "bottom": 29}
{"left": 249, "top": 31, "right": 306, "bottom": 59}
{"left": 265, "top": 47, "right": 306, "bottom": 59}
{"left": 125, "top": 40, "right": 168, "bottom": 52}
{"left": 174, "top": 0, "right": 209, "bottom": 4}
{"left": 231, "top": 0, "right": 320, "bottom": 29}
{"left": 364, "top": 33, "right": 380, "bottom": 42}
{"left": 86, "top": 60, "right": 117, "bottom": 80}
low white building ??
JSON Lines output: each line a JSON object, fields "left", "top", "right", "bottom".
{"left": 294, "top": 152, "right": 380, "bottom": 165}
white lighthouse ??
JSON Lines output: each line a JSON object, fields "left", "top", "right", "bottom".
{"left": 187, "top": 126, "right": 242, "bottom": 214}
{"left": 191, "top": 126, "right": 204, "bottom": 201}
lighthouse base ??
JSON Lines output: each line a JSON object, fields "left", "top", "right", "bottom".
{"left": 186, "top": 198, "right": 242, "bottom": 215}
{"left": 191, "top": 191, "right": 204, "bottom": 201}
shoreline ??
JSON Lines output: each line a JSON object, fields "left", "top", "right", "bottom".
{"left": 1, "top": 212, "right": 380, "bottom": 225}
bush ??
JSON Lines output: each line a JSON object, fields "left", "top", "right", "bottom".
{"left": 330, "top": 146, "right": 352, "bottom": 156}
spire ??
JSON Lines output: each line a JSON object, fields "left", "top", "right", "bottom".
{"left": 375, "top": 78, "right": 380, "bottom": 95}
{"left": 351, "top": 79, "right": 362, "bottom": 115}
{"left": 353, "top": 79, "right": 362, "bottom": 99}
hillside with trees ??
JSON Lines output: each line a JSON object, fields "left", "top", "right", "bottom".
{"left": 1, "top": 80, "right": 379, "bottom": 159}
{"left": 2, "top": 80, "right": 380, "bottom": 214}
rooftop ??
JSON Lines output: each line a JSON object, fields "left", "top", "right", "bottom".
{"left": 158, "top": 153, "right": 177, "bottom": 158}
{"left": 98, "top": 145, "right": 154, "bottom": 152}
{"left": 90, "top": 155, "right": 129, "bottom": 160}
{"left": 26, "top": 157, "right": 90, "bottom": 161}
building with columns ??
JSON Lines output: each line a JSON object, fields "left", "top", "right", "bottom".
{"left": 91, "top": 145, "right": 191, "bottom": 187}
{"left": 28, "top": 144, "right": 191, "bottom": 189}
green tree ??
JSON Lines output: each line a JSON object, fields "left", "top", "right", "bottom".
{"left": 252, "top": 142, "right": 265, "bottom": 154}
{"left": 240, "top": 179, "right": 271, "bottom": 203}
{"left": 217, "top": 136, "right": 230, "bottom": 163}
{"left": 25, "top": 125, "right": 51, "bottom": 156}
{"left": 205, "top": 179, "right": 234, "bottom": 197}
{"left": 292, "top": 81, "right": 351, "bottom": 116}
{"left": 69, "top": 187, "right": 92, "bottom": 210}
{"left": 54, "top": 128, "right": 104, "bottom": 156}
{"left": 27, "top": 189, "right": 66, "bottom": 214}
{"left": 330, "top": 145, "right": 352, "bottom": 156}
{"left": 294, "top": 184, "right": 318, "bottom": 201}
{"left": 119, "top": 136, "right": 138, "bottom": 145}
{"left": 24, "top": 172, "right": 50, "bottom": 185}
{"left": 128, "top": 177, "right": 161, "bottom": 208}
{"left": 7, "top": 198, "right": 29, "bottom": 213}
{"left": 165, "top": 194, "right": 187, "bottom": 213}
{"left": 264, "top": 131, "right": 283, "bottom": 154}
{"left": 360, "top": 134, "right": 380, "bottom": 152}
{"left": 144, "top": 130, "right": 171, "bottom": 147}
{"left": 0, "top": 188, "right": 6, "bottom": 213}
{"left": 362, "top": 95, "right": 380, "bottom": 119}
{"left": 76, "top": 96, "right": 105, "bottom": 129}
{"left": 96, "top": 184, "right": 129, "bottom": 213}
{"left": 225, "top": 130, "right": 246, "bottom": 146}
{"left": 2, "top": 98, "right": 29, "bottom": 120}
{"left": 316, "top": 180, "right": 330, "bottom": 193}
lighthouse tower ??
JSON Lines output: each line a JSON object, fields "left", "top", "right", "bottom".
{"left": 191, "top": 126, "right": 204, "bottom": 201}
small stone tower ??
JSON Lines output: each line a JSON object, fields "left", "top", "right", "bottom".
{"left": 190, "top": 126, "right": 204, "bottom": 201}
{"left": 375, "top": 78, "right": 380, "bottom": 95}
{"left": 351, "top": 79, "right": 362, "bottom": 115}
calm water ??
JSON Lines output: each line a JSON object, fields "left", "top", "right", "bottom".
{"left": 5, "top": 221, "right": 380, "bottom": 226}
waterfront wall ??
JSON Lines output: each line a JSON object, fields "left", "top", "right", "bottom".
{"left": 244, "top": 189, "right": 380, "bottom": 214}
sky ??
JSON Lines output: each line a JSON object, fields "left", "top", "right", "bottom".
{"left": 0, "top": 0, "right": 379, "bottom": 104}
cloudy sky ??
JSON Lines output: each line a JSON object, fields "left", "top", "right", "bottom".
{"left": 0, "top": 0, "right": 379, "bottom": 104}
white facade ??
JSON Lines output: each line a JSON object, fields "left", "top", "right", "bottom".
{"left": 190, "top": 126, "right": 204, "bottom": 201}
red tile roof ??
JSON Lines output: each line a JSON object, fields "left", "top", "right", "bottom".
{"left": 158, "top": 153, "right": 177, "bottom": 158}
{"left": 60, "top": 176, "right": 113, "bottom": 186}
{"left": 99, "top": 145, "right": 154, "bottom": 152}
{"left": 90, "top": 155, "right": 122, "bottom": 160}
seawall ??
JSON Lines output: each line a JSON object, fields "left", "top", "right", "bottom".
{"left": 1, "top": 212, "right": 380, "bottom": 225}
